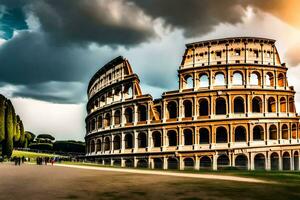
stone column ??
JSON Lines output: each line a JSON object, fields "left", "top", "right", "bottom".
{"left": 278, "top": 152, "right": 283, "bottom": 171}
{"left": 133, "top": 104, "right": 138, "bottom": 125}
{"left": 121, "top": 132, "right": 125, "bottom": 153}
{"left": 133, "top": 130, "right": 138, "bottom": 152}
{"left": 178, "top": 98, "right": 183, "bottom": 121}
{"left": 193, "top": 97, "right": 197, "bottom": 120}
{"left": 121, "top": 158, "right": 125, "bottom": 167}
{"left": 147, "top": 102, "right": 151, "bottom": 124}
{"left": 134, "top": 157, "right": 138, "bottom": 168}
{"left": 194, "top": 156, "right": 200, "bottom": 170}
{"left": 213, "top": 154, "right": 218, "bottom": 170}
{"left": 179, "top": 156, "right": 184, "bottom": 170}
{"left": 163, "top": 156, "right": 168, "bottom": 170}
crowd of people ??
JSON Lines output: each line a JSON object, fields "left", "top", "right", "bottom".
{"left": 12, "top": 156, "right": 26, "bottom": 166}
{"left": 36, "top": 157, "right": 55, "bottom": 165}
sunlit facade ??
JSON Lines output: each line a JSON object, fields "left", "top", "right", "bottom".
{"left": 85, "top": 37, "right": 300, "bottom": 170}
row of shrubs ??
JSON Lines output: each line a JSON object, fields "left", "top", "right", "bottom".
{"left": 29, "top": 140, "right": 85, "bottom": 153}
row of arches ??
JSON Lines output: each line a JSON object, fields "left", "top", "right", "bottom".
{"left": 91, "top": 151, "right": 299, "bottom": 171}
{"left": 89, "top": 105, "right": 148, "bottom": 131}
{"left": 182, "top": 71, "right": 286, "bottom": 89}
{"left": 166, "top": 96, "right": 295, "bottom": 119}
{"left": 88, "top": 82, "right": 133, "bottom": 113}
{"left": 88, "top": 123, "right": 298, "bottom": 153}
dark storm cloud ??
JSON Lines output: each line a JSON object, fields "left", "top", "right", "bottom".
{"left": 132, "top": 0, "right": 300, "bottom": 38}
{"left": 132, "top": 0, "right": 246, "bottom": 37}
{"left": 0, "top": 31, "right": 102, "bottom": 85}
{"left": 11, "top": 82, "right": 86, "bottom": 104}
{"left": 28, "top": 0, "right": 156, "bottom": 47}
{"left": 0, "top": 0, "right": 299, "bottom": 104}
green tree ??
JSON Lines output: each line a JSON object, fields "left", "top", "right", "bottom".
{"left": 0, "top": 95, "right": 5, "bottom": 142}
{"left": 13, "top": 115, "right": 20, "bottom": 142}
{"left": 3, "top": 100, "right": 14, "bottom": 157}
{"left": 19, "top": 119, "right": 25, "bottom": 147}
{"left": 25, "top": 131, "right": 35, "bottom": 144}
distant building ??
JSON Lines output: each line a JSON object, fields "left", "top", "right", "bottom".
{"left": 85, "top": 37, "right": 300, "bottom": 170}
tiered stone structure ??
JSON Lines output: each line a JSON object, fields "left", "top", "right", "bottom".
{"left": 85, "top": 37, "right": 300, "bottom": 170}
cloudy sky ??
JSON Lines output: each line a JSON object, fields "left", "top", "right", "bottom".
{"left": 1, "top": 0, "right": 300, "bottom": 141}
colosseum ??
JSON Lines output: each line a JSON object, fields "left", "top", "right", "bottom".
{"left": 85, "top": 37, "right": 300, "bottom": 171}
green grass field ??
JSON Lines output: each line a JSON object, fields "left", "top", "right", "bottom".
{"left": 57, "top": 161, "right": 300, "bottom": 199}
{"left": 12, "top": 150, "right": 65, "bottom": 160}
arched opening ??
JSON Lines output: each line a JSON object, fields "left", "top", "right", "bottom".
{"left": 232, "top": 71, "right": 243, "bottom": 85}
{"left": 200, "top": 156, "right": 212, "bottom": 170}
{"left": 153, "top": 158, "right": 163, "bottom": 169}
{"left": 167, "top": 101, "right": 177, "bottom": 119}
{"left": 292, "top": 124, "right": 297, "bottom": 139}
{"left": 269, "top": 125, "right": 277, "bottom": 140}
{"left": 183, "top": 100, "right": 193, "bottom": 118}
{"left": 184, "top": 74, "right": 193, "bottom": 89}
{"left": 113, "top": 159, "right": 121, "bottom": 167}
{"left": 104, "top": 113, "right": 111, "bottom": 127}
{"left": 138, "top": 132, "right": 147, "bottom": 148}
{"left": 234, "top": 97, "right": 245, "bottom": 113}
{"left": 124, "top": 85, "right": 132, "bottom": 99}
{"left": 184, "top": 129, "right": 193, "bottom": 145}
{"left": 114, "top": 110, "right": 121, "bottom": 125}
{"left": 217, "top": 155, "right": 230, "bottom": 169}
{"left": 104, "top": 137, "right": 110, "bottom": 151}
{"left": 199, "top": 99, "right": 209, "bottom": 116}
{"left": 216, "top": 127, "right": 228, "bottom": 143}
{"left": 268, "top": 97, "right": 276, "bottom": 112}
{"left": 104, "top": 159, "right": 110, "bottom": 166}
{"left": 199, "top": 73, "right": 209, "bottom": 87}
{"left": 215, "top": 72, "right": 225, "bottom": 86}
{"left": 252, "top": 97, "right": 262, "bottom": 113}
{"left": 289, "top": 97, "right": 295, "bottom": 113}
{"left": 125, "top": 107, "right": 133, "bottom": 123}
{"left": 96, "top": 139, "right": 101, "bottom": 152}
{"left": 168, "top": 157, "right": 178, "bottom": 169}
{"left": 278, "top": 73, "right": 285, "bottom": 87}
{"left": 235, "top": 126, "right": 246, "bottom": 142}
{"left": 90, "top": 140, "right": 95, "bottom": 153}
{"left": 152, "top": 131, "right": 162, "bottom": 147}
{"left": 235, "top": 154, "right": 248, "bottom": 170}
{"left": 283, "top": 152, "right": 290, "bottom": 170}
{"left": 280, "top": 97, "right": 286, "bottom": 112}
{"left": 199, "top": 128, "right": 209, "bottom": 144}
{"left": 253, "top": 125, "right": 264, "bottom": 141}
{"left": 91, "top": 118, "right": 96, "bottom": 131}
{"left": 125, "top": 159, "right": 134, "bottom": 168}
{"left": 282, "top": 124, "right": 289, "bottom": 140}
{"left": 124, "top": 133, "right": 133, "bottom": 149}
{"left": 167, "top": 130, "right": 177, "bottom": 146}
{"left": 254, "top": 154, "right": 265, "bottom": 170}
{"left": 184, "top": 158, "right": 194, "bottom": 170}
{"left": 138, "top": 105, "right": 147, "bottom": 122}
{"left": 98, "top": 116, "right": 103, "bottom": 129}
{"left": 271, "top": 152, "right": 279, "bottom": 170}
{"left": 265, "top": 72, "right": 274, "bottom": 86}
{"left": 113, "top": 135, "right": 121, "bottom": 150}
{"left": 137, "top": 159, "right": 148, "bottom": 168}
{"left": 294, "top": 152, "right": 299, "bottom": 170}
{"left": 215, "top": 97, "right": 226, "bottom": 115}
{"left": 250, "top": 72, "right": 260, "bottom": 85}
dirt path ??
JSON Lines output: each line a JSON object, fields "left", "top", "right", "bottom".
{"left": 55, "top": 163, "right": 270, "bottom": 183}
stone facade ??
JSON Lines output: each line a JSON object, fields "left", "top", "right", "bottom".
{"left": 85, "top": 37, "right": 300, "bottom": 171}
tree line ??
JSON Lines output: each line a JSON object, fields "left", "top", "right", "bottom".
{"left": 0, "top": 94, "right": 33, "bottom": 158}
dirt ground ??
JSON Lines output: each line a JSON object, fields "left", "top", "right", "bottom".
{"left": 0, "top": 163, "right": 299, "bottom": 200}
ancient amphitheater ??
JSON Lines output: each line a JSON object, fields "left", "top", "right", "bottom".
{"left": 85, "top": 37, "right": 300, "bottom": 171}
